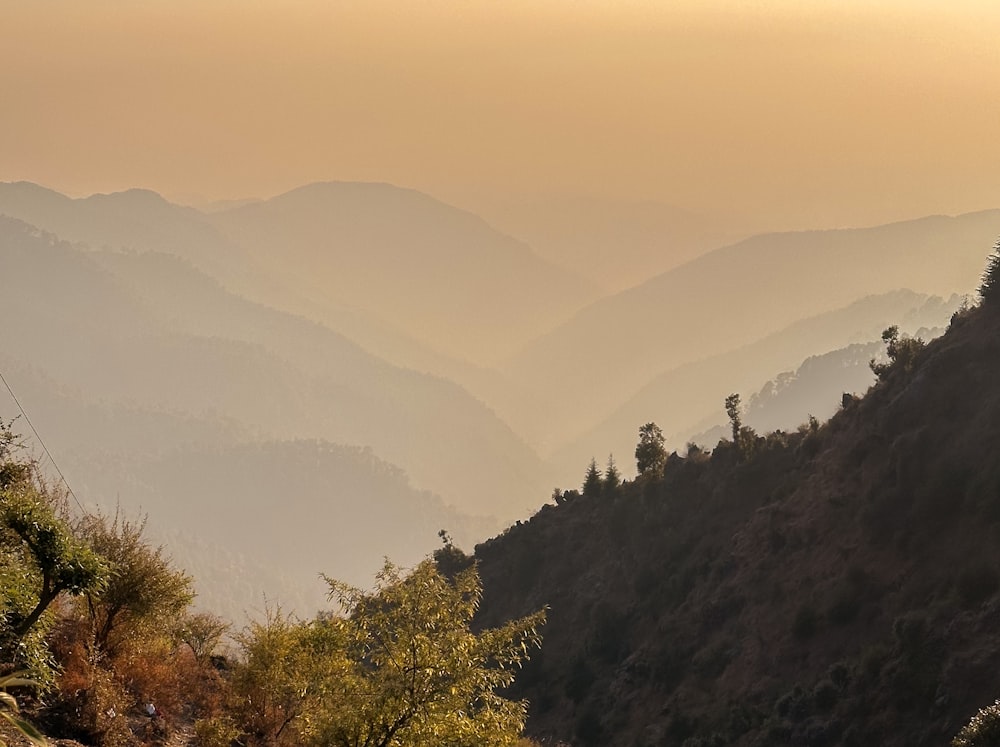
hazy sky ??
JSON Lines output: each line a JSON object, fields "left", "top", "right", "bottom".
{"left": 2, "top": 0, "right": 999, "bottom": 229}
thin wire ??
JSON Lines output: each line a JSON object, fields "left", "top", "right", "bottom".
{"left": 0, "top": 368, "right": 87, "bottom": 514}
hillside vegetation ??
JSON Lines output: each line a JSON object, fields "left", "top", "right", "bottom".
{"left": 474, "top": 246, "right": 1000, "bottom": 746}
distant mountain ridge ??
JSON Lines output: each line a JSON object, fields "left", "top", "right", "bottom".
{"left": 207, "top": 181, "right": 599, "bottom": 365}
{"left": 0, "top": 181, "right": 561, "bottom": 395}
{"left": 503, "top": 209, "right": 1000, "bottom": 452}
{"left": 0, "top": 181, "right": 248, "bottom": 283}
{"left": 0, "top": 214, "right": 563, "bottom": 615}
{"left": 0, "top": 215, "right": 549, "bottom": 518}
{"left": 480, "top": 195, "right": 749, "bottom": 292}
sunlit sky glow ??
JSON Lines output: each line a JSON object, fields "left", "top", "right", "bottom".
{"left": 2, "top": 0, "right": 999, "bottom": 228}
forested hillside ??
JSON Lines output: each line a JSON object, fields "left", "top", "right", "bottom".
{"left": 475, "top": 250, "right": 1000, "bottom": 746}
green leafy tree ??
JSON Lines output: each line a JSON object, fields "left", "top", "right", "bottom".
{"left": 0, "top": 422, "right": 105, "bottom": 687}
{"left": 0, "top": 487, "right": 106, "bottom": 641}
{"left": 635, "top": 423, "right": 667, "bottom": 475}
{"left": 228, "top": 560, "right": 544, "bottom": 747}
{"left": 229, "top": 606, "right": 319, "bottom": 746}
{"left": 76, "top": 511, "right": 194, "bottom": 656}
{"left": 582, "top": 458, "right": 603, "bottom": 497}
{"left": 310, "top": 559, "right": 545, "bottom": 747}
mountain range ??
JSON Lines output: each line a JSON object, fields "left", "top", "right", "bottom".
{"left": 1, "top": 179, "right": 998, "bottom": 617}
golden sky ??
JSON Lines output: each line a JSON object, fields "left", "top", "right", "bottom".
{"left": 2, "top": 0, "right": 999, "bottom": 228}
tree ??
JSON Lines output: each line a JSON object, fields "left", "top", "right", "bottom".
{"left": 582, "top": 458, "right": 603, "bottom": 497}
{"left": 869, "top": 326, "right": 925, "bottom": 381}
{"left": 230, "top": 606, "right": 319, "bottom": 747}
{"left": 229, "top": 560, "right": 544, "bottom": 747}
{"left": 0, "top": 431, "right": 106, "bottom": 685}
{"left": 979, "top": 239, "right": 1000, "bottom": 309}
{"left": 635, "top": 423, "right": 666, "bottom": 475}
{"left": 76, "top": 511, "right": 194, "bottom": 656}
{"left": 603, "top": 454, "right": 621, "bottom": 493}
{"left": 0, "top": 418, "right": 30, "bottom": 491}
{"left": 725, "top": 394, "right": 742, "bottom": 446}
{"left": 177, "top": 611, "right": 230, "bottom": 664}
{"left": 310, "top": 560, "right": 545, "bottom": 747}
{"left": 432, "top": 529, "right": 474, "bottom": 579}
{"left": 1, "top": 486, "right": 106, "bottom": 641}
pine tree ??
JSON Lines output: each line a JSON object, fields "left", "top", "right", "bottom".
{"left": 604, "top": 454, "right": 621, "bottom": 493}
{"left": 582, "top": 458, "right": 603, "bottom": 497}
{"left": 979, "top": 239, "right": 1000, "bottom": 309}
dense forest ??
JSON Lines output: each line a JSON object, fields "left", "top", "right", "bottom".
{"left": 3, "top": 248, "right": 1000, "bottom": 747}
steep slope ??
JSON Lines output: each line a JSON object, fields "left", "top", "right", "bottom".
{"left": 505, "top": 210, "right": 1000, "bottom": 447}
{"left": 475, "top": 283, "right": 1000, "bottom": 746}
{"left": 208, "top": 181, "right": 598, "bottom": 365}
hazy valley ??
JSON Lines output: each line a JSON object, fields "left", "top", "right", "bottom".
{"left": 2, "top": 181, "right": 999, "bottom": 618}
{"left": 3, "top": 179, "right": 1000, "bottom": 747}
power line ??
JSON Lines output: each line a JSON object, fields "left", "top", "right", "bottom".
{"left": 0, "top": 368, "right": 87, "bottom": 514}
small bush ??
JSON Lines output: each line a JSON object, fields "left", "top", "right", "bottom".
{"left": 82, "top": 668, "right": 135, "bottom": 747}
{"left": 194, "top": 716, "right": 241, "bottom": 747}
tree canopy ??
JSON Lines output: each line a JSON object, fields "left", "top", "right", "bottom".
{"left": 635, "top": 422, "right": 666, "bottom": 475}
{"left": 229, "top": 559, "right": 545, "bottom": 747}
{"left": 76, "top": 511, "right": 194, "bottom": 656}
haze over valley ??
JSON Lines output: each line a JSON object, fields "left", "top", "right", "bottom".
{"left": 1, "top": 180, "right": 997, "bottom": 616}
{"left": 3, "top": 3, "right": 1000, "bottom": 745}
